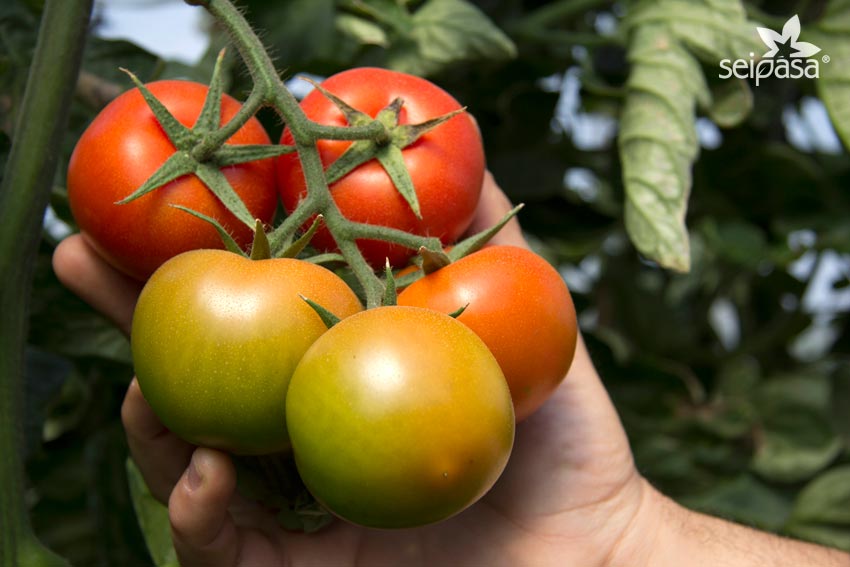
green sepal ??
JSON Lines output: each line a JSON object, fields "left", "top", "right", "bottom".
{"left": 418, "top": 245, "right": 451, "bottom": 274}
{"left": 392, "top": 107, "right": 465, "bottom": 147}
{"left": 303, "top": 76, "right": 373, "bottom": 126}
{"left": 383, "top": 260, "right": 398, "bottom": 306}
{"left": 249, "top": 219, "right": 271, "bottom": 260}
{"left": 325, "top": 139, "right": 380, "bottom": 184}
{"left": 304, "top": 253, "right": 346, "bottom": 265}
{"left": 194, "top": 49, "right": 226, "bottom": 132}
{"left": 194, "top": 163, "right": 255, "bottom": 229}
{"left": 376, "top": 143, "right": 421, "bottom": 218}
{"left": 448, "top": 304, "right": 469, "bottom": 318}
{"left": 170, "top": 204, "right": 246, "bottom": 256}
{"left": 213, "top": 143, "right": 296, "bottom": 166}
{"left": 121, "top": 68, "right": 195, "bottom": 148}
{"left": 449, "top": 203, "right": 524, "bottom": 261}
{"left": 115, "top": 152, "right": 196, "bottom": 205}
{"left": 301, "top": 296, "right": 342, "bottom": 329}
{"left": 281, "top": 215, "right": 324, "bottom": 259}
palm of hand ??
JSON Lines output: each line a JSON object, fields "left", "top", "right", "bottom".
{"left": 52, "top": 175, "right": 644, "bottom": 566}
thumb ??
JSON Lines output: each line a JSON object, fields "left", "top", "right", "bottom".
{"left": 169, "top": 448, "right": 240, "bottom": 567}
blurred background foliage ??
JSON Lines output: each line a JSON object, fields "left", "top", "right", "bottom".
{"left": 2, "top": 0, "right": 849, "bottom": 564}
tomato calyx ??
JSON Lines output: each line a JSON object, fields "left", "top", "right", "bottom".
{"left": 301, "top": 76, "right": 466, "bottom": 221}
{"left": 115, "top": 52, "right": 293, "bottom": 230}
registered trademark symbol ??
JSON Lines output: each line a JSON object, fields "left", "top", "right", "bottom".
{"left": 823, "top": 55, "right": 831, "bottom": 63}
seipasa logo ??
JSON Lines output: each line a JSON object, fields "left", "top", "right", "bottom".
{"left": 720, "top": 15, "right": 828, "bottom": 86}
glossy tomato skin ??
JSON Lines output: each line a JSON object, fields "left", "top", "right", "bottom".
{"left": 277, "top": 68, "right": 485, "bottom": 268}
{"left": 68, "top": 80, "right": 278, "bottom": 281}
{"left": 285, "top": 306, "right": 514, "bottom": 528}
{"left": 131, "top": 250, "right": 362, "bottom": 455}
{"left": 398, "top": 246, "right": 578, "bottom": 422}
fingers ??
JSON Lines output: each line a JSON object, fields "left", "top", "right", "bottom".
{"left": 52, "top": 234, "right": 143, "bottom": 336}
{"left": 466, "top": 171, "right": 528, "bottom": 249}
{"left": 122, "top": 378, "right": 195, "bottom": 503}
{"left": 169, "top": 448, "right": 241, "bottom": 567}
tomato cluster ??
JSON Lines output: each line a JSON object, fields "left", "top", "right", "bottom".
{"left": 67, "top": 68, "right": 577, "bottom": 528}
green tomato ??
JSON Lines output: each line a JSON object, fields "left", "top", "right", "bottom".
{"left": 131, "top": 249, "right": 363, "bottom": 455}
{"left": 285, "top": 306, "right": 515, "bottom": 528}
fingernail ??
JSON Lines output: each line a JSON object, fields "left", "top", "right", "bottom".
{"left": 187, "top": 452, "right": 204, "bottom": 491}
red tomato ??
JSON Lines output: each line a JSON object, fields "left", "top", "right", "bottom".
{"left": 398, "top": 245, "right": 578, "bottom": 422}
{"left": 276, "top": 67, "right": 485, "bottom": 268}
{"left": 67, "top": 80, "right": 278, "bottom": 281}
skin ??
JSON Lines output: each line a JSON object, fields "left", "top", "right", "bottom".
{"left": 53, "top": 171, "right": 850, "bottom": 567}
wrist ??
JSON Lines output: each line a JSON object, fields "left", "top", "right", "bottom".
{"left": 603, "top": 479, "right": 679, "bottom": 567}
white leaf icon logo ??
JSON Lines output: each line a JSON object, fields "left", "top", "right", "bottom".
{"left": 756, "top": 15, "right": 821, "bottom": 58}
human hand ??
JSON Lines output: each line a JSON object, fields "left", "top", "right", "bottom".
{"left": 52, "top": 172, "right": 653, "bottom": 567}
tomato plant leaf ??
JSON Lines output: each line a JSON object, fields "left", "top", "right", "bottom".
{"left": 170, "top": 205, "right": 246, "bottom": 256}
{"left": 376, "top": 143, "right": 422, "bottom": 218}
{"left": 619, "top": 0, "right": 759, "bottom": 272}
{"left": 751, "top": 401, "right": 842, "bottom": 483}
{"left": 115, "top": 152, "right": 196, "bottom": 205}
{"left": 786, "top": 466, "right": 850, "bottom": 550}
{"left": 194, "top": 162, "right": 255, "bottom": 228}
{"left": 388, "top": 0, "right": 516, "bottom": 76}
{"left": 126, "top": 459, "right": 179, "bottom": 567}
{"left": 810, "top": 2, "right": 850, "bottom": 151}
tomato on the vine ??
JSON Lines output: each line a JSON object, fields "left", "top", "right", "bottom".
{"left": 276, "top": 67, "right": 485, "bottom": 268}
{"left": 285, "top": 306, "right": 514, "bottom": 528}
{"left": 67, "top": 80, "right": 278, "bottom": 281}
{"left": 131, "top": 249, "right": 362, "bottom": 455}
{"left": 398, "top": 245, "right": 578, "bottom": 422}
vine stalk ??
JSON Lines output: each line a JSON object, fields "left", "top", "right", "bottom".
{"left": 0, "top": 0, "right": 93, "bottom": 565}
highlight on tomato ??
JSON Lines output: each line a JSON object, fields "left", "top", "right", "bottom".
{"left": 130, "top": 249, "right": 363, "bottom": 455}
{"left": 398, "top": 245, "right": 578, "bottom": 422}
{"left": 285, "top": 306, "right": 515, "bottom": 528}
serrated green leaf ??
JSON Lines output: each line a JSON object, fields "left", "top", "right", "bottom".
{"left": 384, "top": 0, "right": 516, "bottom": 76}
{"left": 709, "top": 78, "right": 753, "bottom": 128}
{"left": 810, "top": 4, "right": 850, "bottom": 151}
{"left": 126, "top": 459, "right": 179, "bottom": 567}
{"left": 681, "top": 473, "right": 792, "bottom": 531}
{"left": 336, "top": 13, "right": 389, "bottom": 47}
{"left": 751, "top": 401, "right": 842, "bottom": 483}
{"left": 619, "top": 0, "right": 760, "bottom": 272}
{"left": 786, "top": 466, "right": 850, "bottom": 551}
{"left": 619, "top": 25, "right": 700, "bottom": 272}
